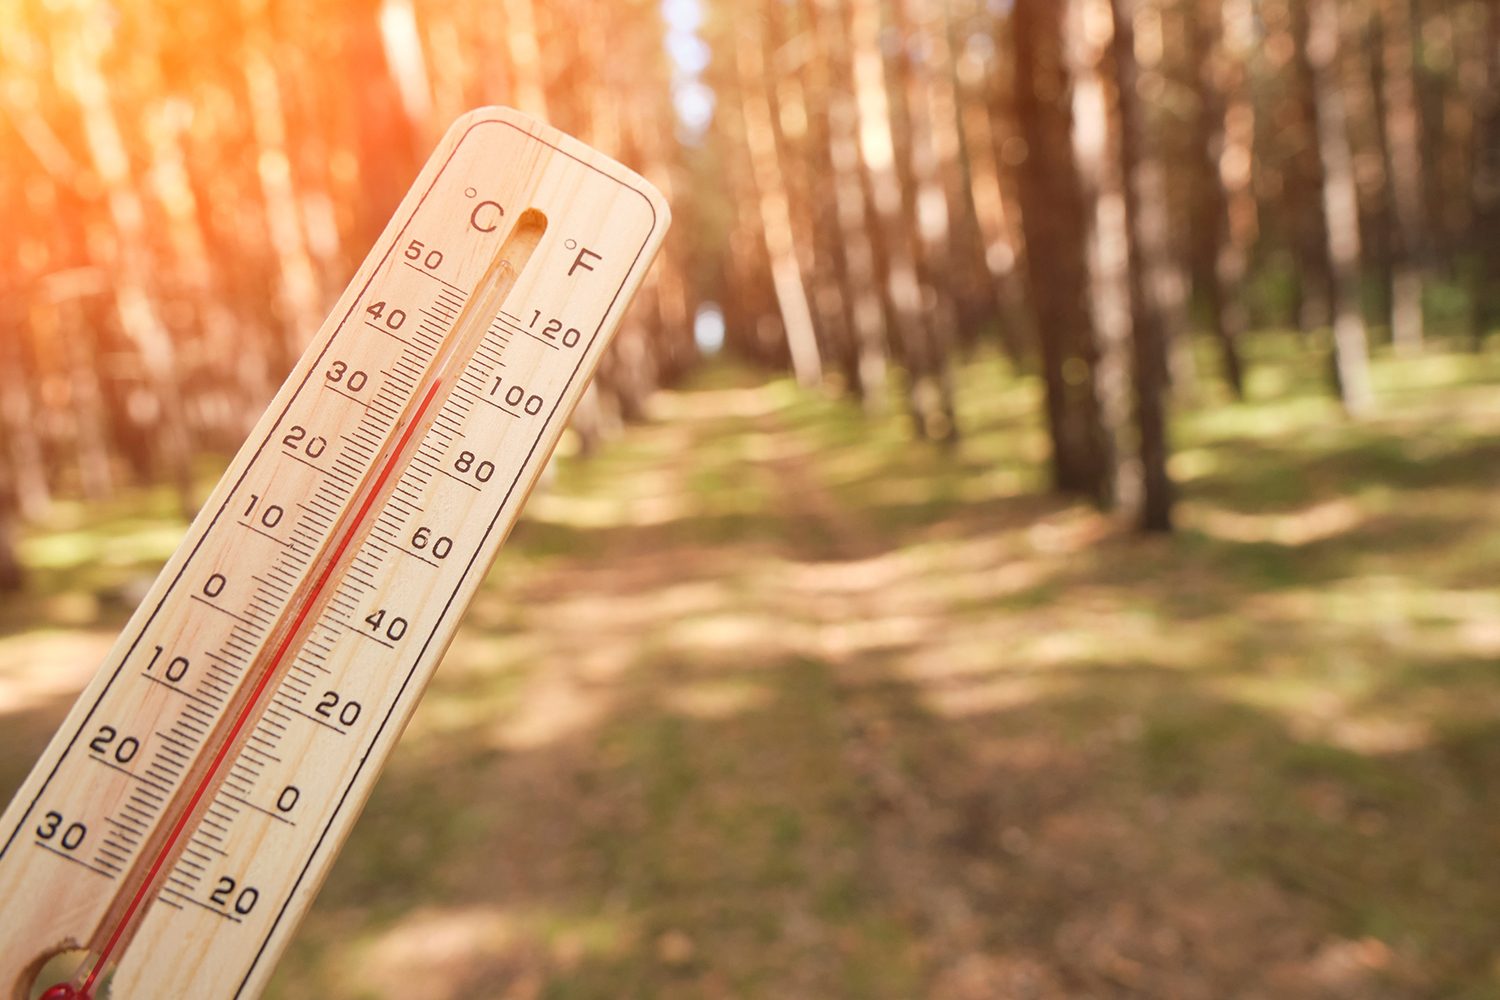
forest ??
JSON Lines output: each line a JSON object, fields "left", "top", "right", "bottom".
{"left": 2, "top": 0, "right": 1500, "bottom": 996}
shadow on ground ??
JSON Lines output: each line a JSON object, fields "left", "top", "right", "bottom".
{"left": 3, "top": 345, "right": 1500, "bottom": 998}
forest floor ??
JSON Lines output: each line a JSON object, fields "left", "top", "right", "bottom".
{"left": 4, "top": 336, "right": 1500, "bottom": 999}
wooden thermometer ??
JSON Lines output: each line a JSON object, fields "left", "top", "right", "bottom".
{"left": 0, "top": 107, "right": 669, "bottom": 999}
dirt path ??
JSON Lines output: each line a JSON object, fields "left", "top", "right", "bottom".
{"left": 319, "top": 387, "right": 1417, "bottom": 1000}
{"left": 716, "top": 403, "right": 1381, "bottom": 1000}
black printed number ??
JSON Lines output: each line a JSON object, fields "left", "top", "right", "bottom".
{"left": 147, "top": 644, "right": 190, "bottom": 683}
{"left": 527, "top": 310, "right": 582, "bottom": 348}
{"left": 453, "top": 450, "right": 494, "bottom": 483}
{"left": 242, "top": 494, "right": 284, "bottom": 528}
{"left": 404, "top": 239, "right": 444, "bottom": 271}
{"left": 37, "top": 811, "right": 87, "bottom": 851}
{"left": 211, "top": 876, "right": 259, "bottom": 915}
{"left": 411, "top": 526, "right": 452, "bottom": 560}
{"left": 365, "top": 300, "right": 407, "bottom": 330}
{"left": 488, "top": 377, "right": 544, "bottom": 415}
{"left": 363, "top": 608, "right": 408, "bottom": 641}
{"left": 89, "top": 725, "right": 141, "bottom": 764}
{"left": 326, "top": 360, "right": 369, "bottom": 393}
{"left": 315, "top": 691, "right": 362, "bottom": 727}
{"left": 281, "top": 424, "right": 328, "bottom": 459}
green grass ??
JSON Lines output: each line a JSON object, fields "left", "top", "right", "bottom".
{"left": 4, "top": 338, "right": 1500, "bottom": 997}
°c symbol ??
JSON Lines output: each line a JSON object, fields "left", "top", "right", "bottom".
{"left": 464, "top": 186, "right": 477, "bottom": 198}
{"left": 470, "top": 200, "right": 504, "bottom": 233}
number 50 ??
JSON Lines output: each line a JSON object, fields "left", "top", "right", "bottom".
{"left": 404, "top": 240, "right": 444, "bottom": 271}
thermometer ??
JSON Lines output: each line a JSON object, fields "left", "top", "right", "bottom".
{"left": 0, "top": 107, "right": 669, "bottom": 999}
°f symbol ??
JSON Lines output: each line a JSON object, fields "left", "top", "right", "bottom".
{"left": 568, "top": 242, "right": 603, "bottom": 276}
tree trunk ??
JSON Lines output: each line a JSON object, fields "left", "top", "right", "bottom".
{"left": 1070, "top": 0, "right": 1130, "bottom": 507}
{"left": 952, "top": 34, "right": 1032, "bottom": 364}
{"left": 346, "top": 0, "right": 421, "bottom": 250}
{"left": 0, "top": 500, "right": 21, "bottom": 594}
{"left": 735, "top": 13, "right": 824, "bottom": 387}
{"left": 807, "top": 0, "right": 890, "bottom": 411}
{"left": 1287, "top": 0, "right": 1337, "bottom": 332}
{"left": 377, "top": 0, "right": 435, "bottom": 139}
{"left": 764, "top": 2, "right": 845, "bottom": 390}
{"left": 52, "top": 291, "right": 116, "bottom": 500}
{"left": 849, "top": 0, "right": 939, "bottom": 424}
{"left": 1307, "top": 0, "right": 1375, "bottom": 415}
{"left": 0, "top": 311, "right": 51, "bottom": 520}
{"left": 145, "top": 105, "right": 269, "bottom": 444}
{"left": 243, "top": 27, "right": 326, "bottom": 359}
{"left": 888, "top": 0, "right": 959, "bottom": 444}
{"left": 0, "top": 174, "right": 28, "bottom": 586}
{"left": 1472, "top": 0, "right": 1500, "bottom": 346}
{"left": 1010, "top": 0, "right": 1115, "bottom": 505}
{"left": 1110, "top": 0, "right": 1175, "bottom": 532}
{"left": 1378, "top": 0, "right": 1429, "bottom": 353}
{"left": 1192, "top": 0, "right": 1251, "bottom": 398}
{"left": 941, "top": 9, "right": 1012, "bottom": 351}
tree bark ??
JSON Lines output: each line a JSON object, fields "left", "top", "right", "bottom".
{"left": 1071, "top": 0, "right": 1132, "bottom": 509}
{"left": 1307, "top": 0, "right": 1375, "bottom": 415}
{"left": 807, "top": 0, "right": 891, "bottom": 411}
{"left": 850, "top": 0, "right": 941, "bottom": 424}
{"left": 0, "top": 310, "right": 52, "bottom": 521}
{"left": 243, "top": 21, "right": 326, "bottom": 359}
{"left": 0, "top": 231, "right": 26, "bottom": 591}
{"left": 735, "top": 12, "right": 824, "bottom": 387}
{"left": 1287, "top": 0, "right": 1337, "bottom": 332}
{"left": 0, "top": 499, "right": 22, "bottom": 594}
{"left": 764, "top": 2, "right": 846, "bottom": 389}
{"left": 1377, "top": 0, "right": 1429, "bottom": 353}
{"left": 1011, "top": 0, "right": 1115, "bottom": 505}
{"left": 888, "top": 0, "right": 959, "bottom": 443}
{"left": 1192, "top": 0, "right": 1251, "bottom": 398}
{"left": 1472, "top": 0, "right": 1500, "bottom": 346}
{"left": 1110, "top": 0, "right": 1175, "bottom": 532}
{"left": 952, "top": 33, "right": 1032, "bottom": 363}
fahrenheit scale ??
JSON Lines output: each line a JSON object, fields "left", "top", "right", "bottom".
{"left": 0, "top": 108, "right": 669, "bottom": 999}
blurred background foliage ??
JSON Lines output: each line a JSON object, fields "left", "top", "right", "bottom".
{"left": 2, "top": 0, "right": 1500, "bottom": 996}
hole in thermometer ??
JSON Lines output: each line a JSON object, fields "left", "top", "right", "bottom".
{"left": 41, "top": 205, "right": 548, "bottom": 999}
{"left": 25, "top": 951, "right": 110, "bottom": 1000}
